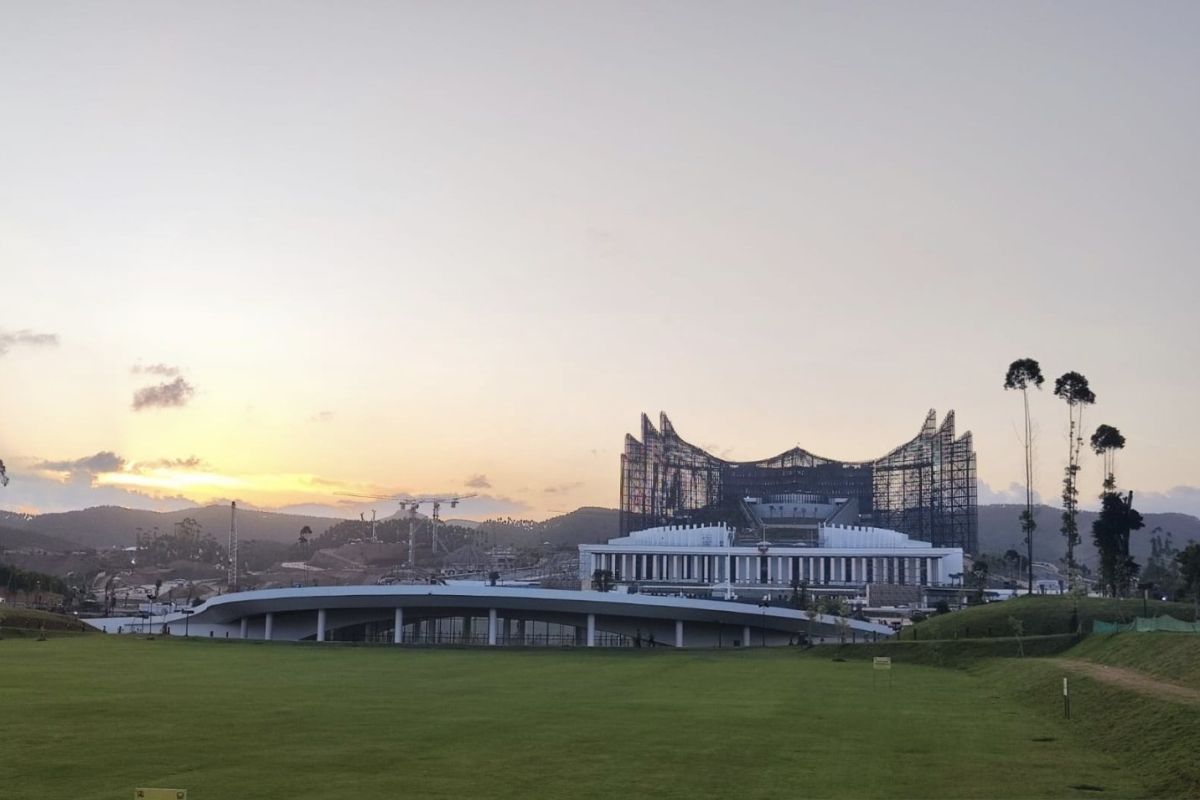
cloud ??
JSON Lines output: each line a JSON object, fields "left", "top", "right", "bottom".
{"left": 130, "top": 362, "right": 180, "bottom": 377}
{"left": 1130, "top": 485, "right": 1200, "bottom": 519}
{"left": 309, "top": 410, "right": 335, "bottom": 423}
{"left": 543, "top": 481, "right": 583, "bottom": 494}
{"left": 0, "top": 468, "right": 197, "bottom": 515}
{"left": 132, "top": 376, "right": 196, "bottom": 411}
{"left": 35, "top": 451, "right": 127, "bottom": 475}
{"left": 978, "top": 480, "right": 1043, "bottom": 506}
{"left": 465, "top": 473, "right": 491, "bottom": 489}
{"left": 131, "top": 456, "right": 205, "bottom": 471}
{"left": 0, "top": 329, "right": 59, "bottom": 356}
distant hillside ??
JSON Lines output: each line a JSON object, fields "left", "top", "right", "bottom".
{"left": 979, "top": 504, "right": 1200, "bottom": 565}
{"left": 0, "top": 524, "right": 84, "bottom": 553}
{"left": 5, "top": 500, "right": 1196, "bottom": 561}
{"left": 21, "top": 505, "right": 342, "bottom": 548}
{"left": 477, "top": 507, "right": 619, "bottom": 548}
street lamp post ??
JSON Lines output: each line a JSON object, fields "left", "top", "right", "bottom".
{"left": 179, "top": 608, "right": 195, "bottom": 638}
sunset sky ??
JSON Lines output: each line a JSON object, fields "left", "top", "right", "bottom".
{"left": 2, "top": 2, "right": 1198, "bottom": 520}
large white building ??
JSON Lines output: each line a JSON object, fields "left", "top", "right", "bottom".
{"left": 579, "top": 513, "right": 964, "bottom": 604}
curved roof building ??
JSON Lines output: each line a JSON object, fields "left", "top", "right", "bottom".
{"left": 620, "top": 411, "right": 977, "bottom": 553}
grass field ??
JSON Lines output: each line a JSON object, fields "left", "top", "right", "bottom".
{"left": 0, "top": 636, "right": 1158, "bottom": 800}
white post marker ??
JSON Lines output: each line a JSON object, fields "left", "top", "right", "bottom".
{"left": 873, "top": 656, "right": 892, "bottom": 688}
{"left": 1063, "top": 677, "right": 1070, "bottom": 719}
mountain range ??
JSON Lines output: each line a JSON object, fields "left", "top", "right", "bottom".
{"left": 2, "top": 504, "right": 1197, "bottom": 568}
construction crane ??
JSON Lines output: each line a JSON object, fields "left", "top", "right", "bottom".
{"left": 336, "top": 493, "right": 476, "bottom": 566}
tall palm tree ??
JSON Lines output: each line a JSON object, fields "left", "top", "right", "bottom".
{"left": 1090, "top": 424, "right": 1132, "bottom": 594}
{"left": 1090, "top": 424, "right": 1126, "bottom": 493}
{"left": 1005, "top": 358, "right": 1044, "bottom": 595}
{"left": 1053, "top": 371, "right": 1096, "bottom": 590}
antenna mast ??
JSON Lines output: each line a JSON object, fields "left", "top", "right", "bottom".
{"left": 228, "top": 501, "right": 239, "bottom": 591}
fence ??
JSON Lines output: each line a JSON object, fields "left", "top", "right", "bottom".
{"left": 1092, "top": 615, "right": 1200, "bottom": 634}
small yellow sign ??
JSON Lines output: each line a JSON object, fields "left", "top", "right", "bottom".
{"left": 135, "top": 790, "right": 186, "bottom": 800}
{"left": 873, "top": 656, "right": 892, "bottom": 670}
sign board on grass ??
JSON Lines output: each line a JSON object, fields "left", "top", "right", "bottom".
{"left": 135, "top": 790, "right": 186, "bottom": 800}
{"left": 873, "top": 657, "right": 892, "bottom": 670}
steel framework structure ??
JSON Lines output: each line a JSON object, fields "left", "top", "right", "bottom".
{"left": 619, "top": 411, "right": 977, "bottom": 552}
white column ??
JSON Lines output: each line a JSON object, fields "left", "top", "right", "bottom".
{"left": 675, "top": 619, "right": 684, "bottom": 648}
{"left": 766, "top": 556, "right": 772, "bottom": 583}
{"left": 586, "top": 613, "right": 595, "bottom": 647}
{"left": 487, "top": 608, "right": 498, "bottom": 646}
{"left": 240, "top": 617, "right": 248, "bottom": 639}
{"left": 316, "top": 608, "right": 327, "bottom": 642}
{"left": 818, "top": 558, "right": 825, "bottom": 584}
{"left": 264, "top": 612, "right": 274, "bottom": 641}
{"left": 742, "top": 625, "right": 751, "bottom": 647}
{"left": 393, "top": 607, "right": 404, "bottom": 644}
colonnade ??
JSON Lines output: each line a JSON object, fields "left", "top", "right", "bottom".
{"left": 240, "top": 607, "right": 704, "bottom": 648}
{"left": 590, "top": 551, "right": 943, "bottom": 588}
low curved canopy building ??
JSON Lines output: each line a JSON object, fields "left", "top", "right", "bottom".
{"left": 620, "top": 411, "right": 977, "bottom": 552}
{"left": 88, "top": 585, "right": 894, "bottom": 647}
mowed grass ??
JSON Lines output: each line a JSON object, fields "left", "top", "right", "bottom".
{"left": 0, "top": 637, "right": 1144, "bottom": 800}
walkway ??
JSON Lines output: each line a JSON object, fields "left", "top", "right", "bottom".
{"left": 1051, "top": 658, "right": 1200, "bottom": 706}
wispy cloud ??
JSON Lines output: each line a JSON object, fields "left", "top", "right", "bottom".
{"left": 131, "top": 456, "right": 206, "bottom": 472}
{"left": 978, "top": 480, "right": 1043, "bottom": 506}
{"left": 132, "top": 376, "right": 196, "bottom": 411}
{"left": 130, "top": 362, "right": 181, "bottom": 377}
{"left": 465, "top": 473, "right": 491, "bottom": 489}
{"left": 0, "top": 329, "right": 59, "bottom": 357}
{"left": 309, "top": 410, "right": 334, "bottom": 423}
{"left": 543, "top": 481, "right": 583, "bottom": 494}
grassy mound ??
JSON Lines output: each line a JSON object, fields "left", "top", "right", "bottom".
{"left": 0, "top": 606, "right": 93, "bottom": 635}
{"left": 902, "top": 595, "right": 1198, "bottom": 640}
{"left": 1067, "top": 632, "right": 1200, "bottom": 689}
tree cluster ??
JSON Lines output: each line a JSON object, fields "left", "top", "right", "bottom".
{"left": 136, "top": 517, "right": 224, "bottom": 567}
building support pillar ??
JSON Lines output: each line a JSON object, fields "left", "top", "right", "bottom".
{"left": 487, "top": 608, "right": 497, "bottom": 646}
{"left": 675, "top": 619, "right": 684, "bottom": 648}
{"left": 264, "top": 612, "right": 274, "bottom": 641}
{"left": 316, "top": 608, "right": 327, "bottom": 642}
{"left": 517, "top": 619, "right": 526, "bottom": 644}
{"left": 742, "top": 625, "right": 751, "bottom": 647}
{"left": 586, "top": 613, "right": 595, "bottom": 647}
{"left": 394, "top": 607, "right": 404, "bottom": 644}
{"left": 240, "top": 617, "right": 248, "bottom": 640}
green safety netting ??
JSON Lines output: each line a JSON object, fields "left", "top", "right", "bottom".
{"left": 1092, "top": 615, "right": 1200, "bottom": 634}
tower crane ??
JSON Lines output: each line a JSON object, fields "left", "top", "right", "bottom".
{"left": 336, "top": 492, "right": 477, "bottom": 566}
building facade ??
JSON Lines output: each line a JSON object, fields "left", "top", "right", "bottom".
{"left": 619, "top": 410, "right": 977, "bottom": 552}
{"left": 579, "top": 522, "right": 965, "bottom": 602}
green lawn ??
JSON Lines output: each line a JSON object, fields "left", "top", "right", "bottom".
{"left": 0, "top": 637, "right": 1151, "bottom": 799}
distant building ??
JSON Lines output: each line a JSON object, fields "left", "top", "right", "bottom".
{"left": 620, "top": 411, "right": 978, "bottom": 553}
{"left": 582, "top": 493, "right": 965, "bottom": 603}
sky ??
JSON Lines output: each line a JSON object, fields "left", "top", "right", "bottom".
{"left": 2, "top": 2, "right": 1199, "bottom": 521}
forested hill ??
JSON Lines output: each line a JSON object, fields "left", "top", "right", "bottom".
{"left": 979, "top": 504, "right": 1200, "bottom": 565}
{"left": 1, "top": 505, "right": 339, "bottom": 549}
{"left": 2, "top": 502, "right": 1195, "bottom": 559}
